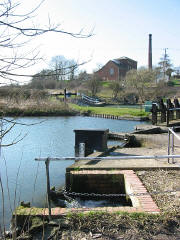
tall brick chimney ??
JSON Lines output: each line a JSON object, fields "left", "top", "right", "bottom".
{"left": 148, "top": 34, "right": 152, "bottom": 69}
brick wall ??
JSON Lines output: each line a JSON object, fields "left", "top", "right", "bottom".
{"left": 119, "top": 58, "right": 137, "bottom": 70}
{"left": 96, "top": 61, "right": 119, "bottom": 81}
{"left": 95, "top": 59, "right": 137, "bottom": 81}
{"left": 66, "top": 170, "right": 125, "bottom": 194}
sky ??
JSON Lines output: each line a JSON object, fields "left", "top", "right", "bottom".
{"left": 6, "top": 0, "right": 180, "bottom": 82}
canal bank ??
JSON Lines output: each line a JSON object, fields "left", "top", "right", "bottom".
{"left": 10, "top": 125, "right": 180, "bottom": 239}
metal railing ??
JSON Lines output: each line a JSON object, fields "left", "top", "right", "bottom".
{"left": 168, "top": 126, "right": 180, "bottom": 163}
{"left": 35, "top": 154, "right": 180, "bottom": 162}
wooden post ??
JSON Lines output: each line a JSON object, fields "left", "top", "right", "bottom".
{"left": 45, "top": 158, "right": 51, "bottom": 219}
{"left": 151, "top": 103, "right": 158, "bottom": 125}
{"left": 167, "top": 99, "right": 174, "bottom": 121}
{"left": 166, "top": 99, "right": 171, "bottom": 126}
{"left": 159, "top": 99, "right": 166, "bottom": 123}
{"left": 167, "top": 109, "right": 169, "bottom": 127}
{"left": 174, "top": 98, "right": 180, "bottom": 119}
{"left": 64, "top": 88, "right": 66, "bottom": 102}
{"left": 178, "top": 99, "right": 180, "bottom": 119}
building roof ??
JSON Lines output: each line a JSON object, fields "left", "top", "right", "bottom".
{"left": 111, "top": 57, "right": 137, "bottom": 68}
{"left": 95, "top": 56, "right": 137, "bottom": 74}
{"left": 113, "top": 56, "right": 137, "bottom": 63}
{"left": 111, "top": 59, "right": 122, "bottom": 66}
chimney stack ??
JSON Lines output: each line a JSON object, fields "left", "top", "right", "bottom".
{"left": 148, "top": 34, "right": 152, "bottom": 69}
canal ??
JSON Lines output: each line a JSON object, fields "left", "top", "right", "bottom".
{"left": 0, "top": 116, "right": 148, "bottom": 228}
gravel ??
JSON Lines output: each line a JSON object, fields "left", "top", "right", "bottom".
{"left": 137, "top": 170, "right": 180, "bottom": 213}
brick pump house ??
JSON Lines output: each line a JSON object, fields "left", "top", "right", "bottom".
{"left": 95, "top": 57, "right": 137, "bottom": 81}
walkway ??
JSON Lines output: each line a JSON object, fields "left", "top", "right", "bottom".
{"left": 67, "top": 132, "right": 180, "bottom": 171}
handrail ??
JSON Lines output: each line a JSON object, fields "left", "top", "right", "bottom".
{"left": 35, "top": 154, "right": 180, "bottom": 162}
{"left": 168, "top": 127, "right": 180, "bottom": 163}
{"left": 82, "top": 94, "right": 100, "bottom": 103}
{"left": 169, "top": 107, "right": 180, "bottom": 111}
{"left": 81, "top": 94, "right": 105, "bottom": 105}
{"left": 168, "top": 127, "right": 180, "bottom": 141}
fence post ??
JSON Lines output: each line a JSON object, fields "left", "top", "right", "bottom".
{"left": 45, "top": 158, "right": 51, "bottom": 219}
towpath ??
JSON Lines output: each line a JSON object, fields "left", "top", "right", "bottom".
{"left": 67, "top": 131, "right": 180, "bottom": 171}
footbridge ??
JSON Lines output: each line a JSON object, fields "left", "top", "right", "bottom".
{"left": 80, "top": 94, "right": 105, "bottom": 106}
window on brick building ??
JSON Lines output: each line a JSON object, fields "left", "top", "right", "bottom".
{"left": 109, "top": 67, "right": 114, "bottom": 75}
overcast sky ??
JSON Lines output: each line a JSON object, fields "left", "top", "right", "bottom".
{"left": 15, "top": 0, "right": 180, "bottom": 78}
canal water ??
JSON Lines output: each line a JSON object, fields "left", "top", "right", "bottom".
{"left": 0, "top": 116, "right": 148, "bottom": 228}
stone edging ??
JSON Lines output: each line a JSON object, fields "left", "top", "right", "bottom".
{"left": 90, "top": 114, "right": 149, "bottom": 121}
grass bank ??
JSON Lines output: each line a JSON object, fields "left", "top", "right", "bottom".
{"left": 0, "top": 100, "right": 78, "bottom": 117}
{"left": 70, "top": 103, "right": 150, "bottom": 118}
{"left": 13, "top": 210, "right": 180, "bottom": 239}
{"left": 0, "top": 98, "right": 150, "bottom": 118}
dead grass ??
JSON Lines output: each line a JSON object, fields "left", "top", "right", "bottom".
{"left": 137, "top": 170, "right": 180, "bottom": 214}
{"left": 29, "top": 212, "right": 180, "bottom": 240}
{"left": 0, "top": 99, "right": 78, "bottom": 116}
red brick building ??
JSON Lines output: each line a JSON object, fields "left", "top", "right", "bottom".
{"left": 95, "top": 57, "right": 137, "bottom": 81}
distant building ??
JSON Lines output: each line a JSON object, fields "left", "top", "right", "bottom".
{"left": 95, "top": 57, "right": 137, "bottom": 81}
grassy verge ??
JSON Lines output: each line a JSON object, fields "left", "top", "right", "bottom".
{"left": 69, "top": 103, "right": 150, "bottom": 118}
{"left": 100, "top": 81, "right": 112, "bottom": 88}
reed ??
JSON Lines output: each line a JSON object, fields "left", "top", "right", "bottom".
{"left": 0, "top": 99, "right": 78, "bottom": 117}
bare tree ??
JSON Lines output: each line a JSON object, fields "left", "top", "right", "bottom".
{"left": 0, "top": 0, "right": 92, "bottom": 84}
{"left": 50, "top": 56, "right": 78, "bottom": 81}
{"left": 125, "top": 68, "right": 158, "bottom": 103}
{"left": 77, "top": 70, "right": 91, "bottom": 82}
{"left": 87, "top": 74, "right": 101, "bottom": 96}
{"left": 30, "top": 69, "right": 55, "bottom": 89}
{"left": 111, "top": 81, "right": 123, "bottom": 100}
{"left": 150, "top": 80, "right": 169, "bottom": 101}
